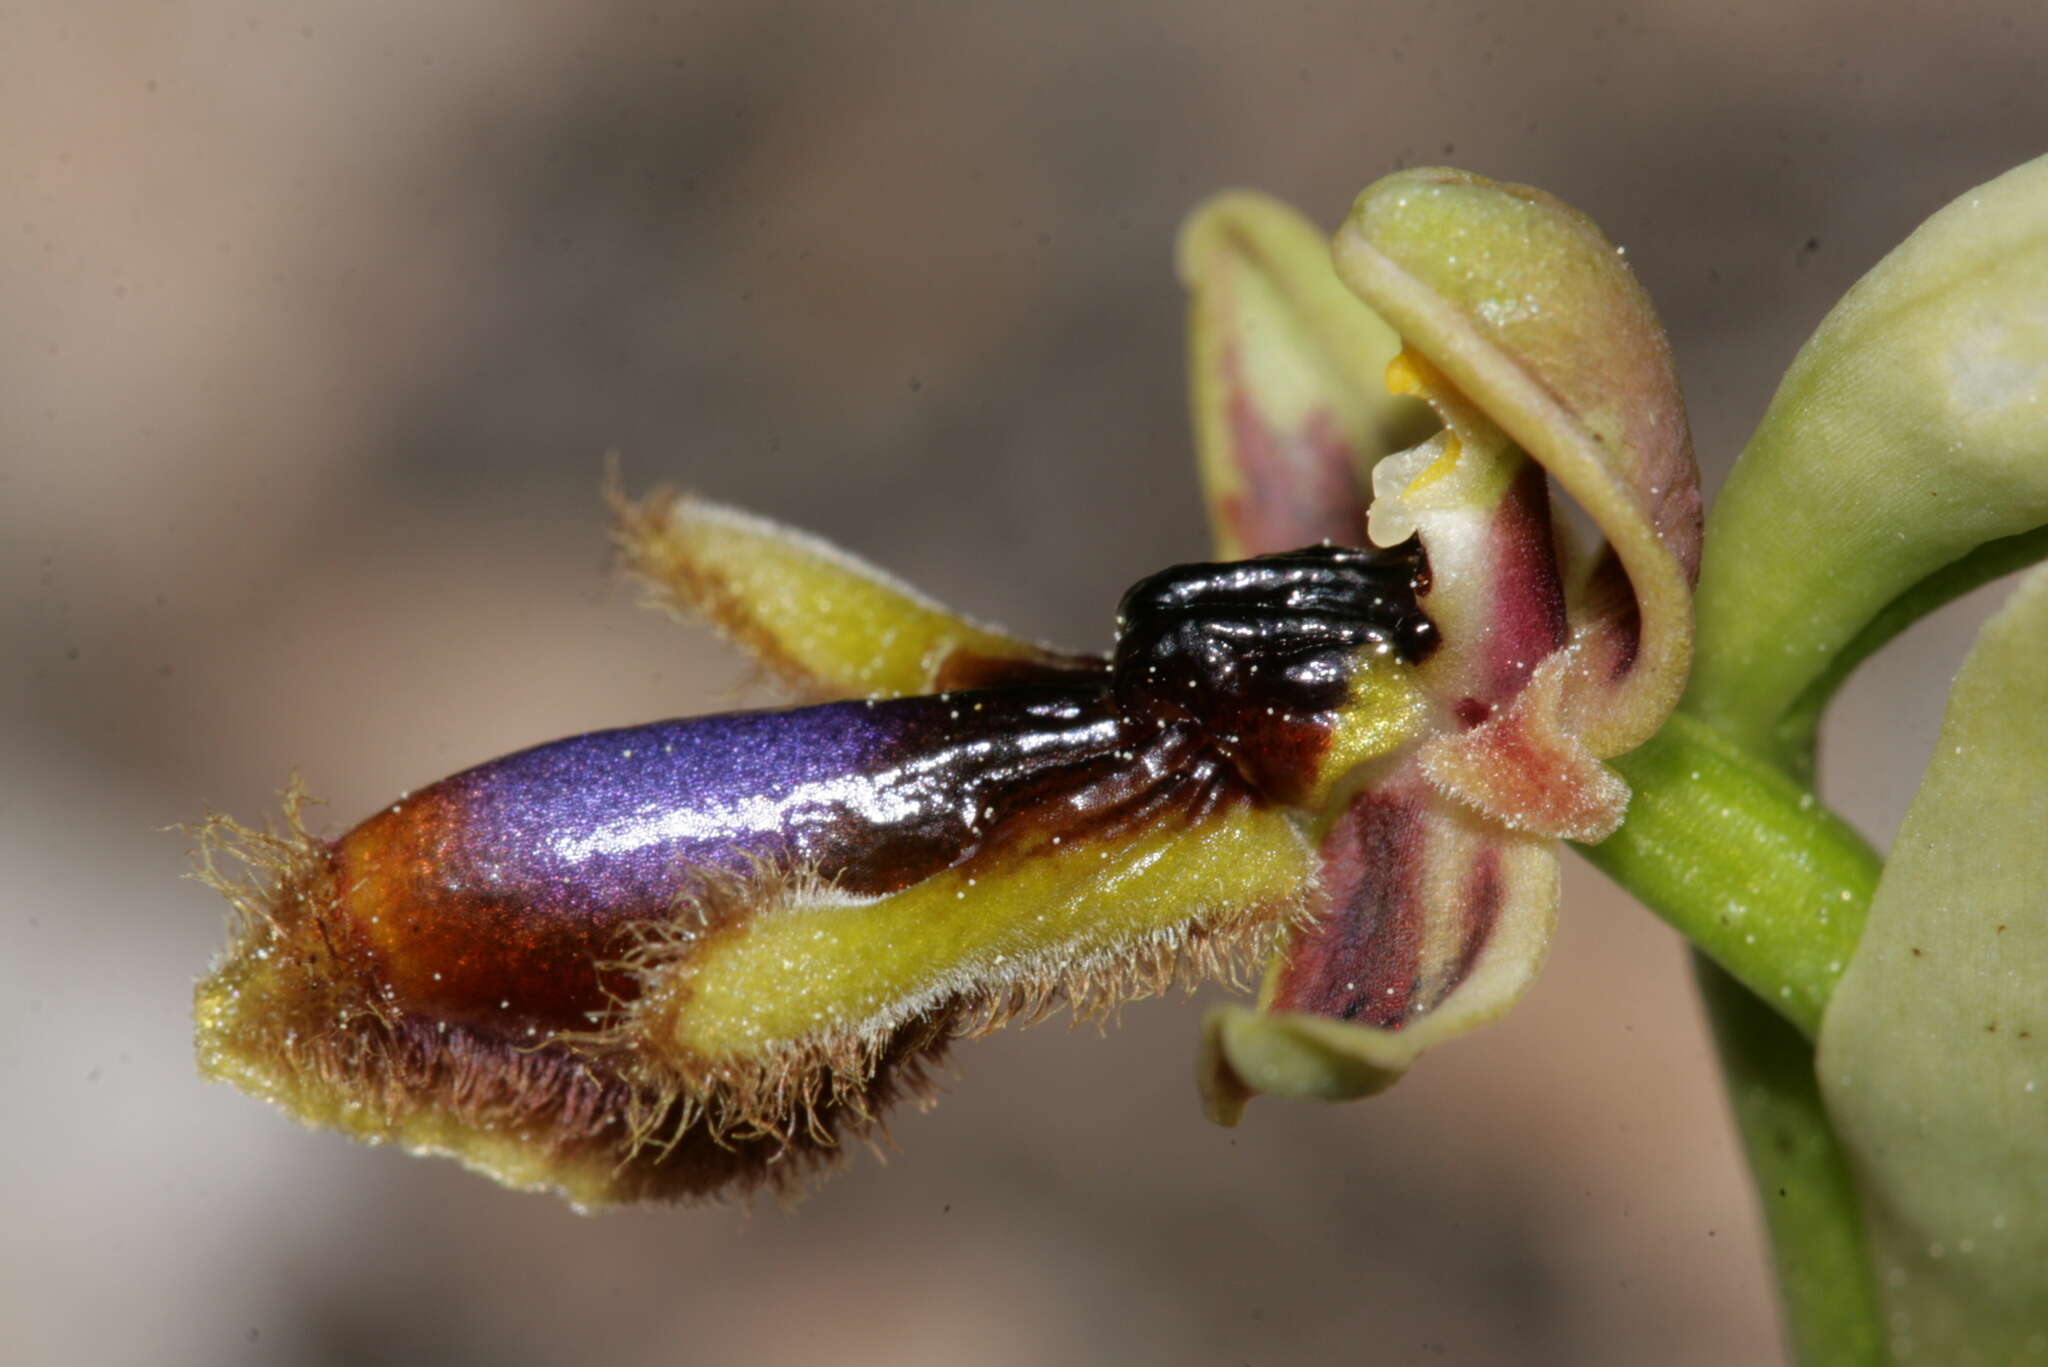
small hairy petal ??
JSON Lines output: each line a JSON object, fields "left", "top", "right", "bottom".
{"left": 611, "top": 482, "right": 1094, "bottom": 700}
{"left": 1420, "top": 650, "right": 1630, "bottom": 842}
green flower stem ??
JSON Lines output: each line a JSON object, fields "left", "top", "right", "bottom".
{"left": 1694, "top": 957, "right": 1889, "bottom": 1367}
{"left": 1576, "top": 710, "right": 1880, "bottom": 1039}
{"left": 1578, "top": 715, "right": 1891, "bottom": 1363}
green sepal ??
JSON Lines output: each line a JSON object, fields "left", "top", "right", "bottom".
{"left": 1816, "top": 561, "right": 2048, "bottom": 1361}
{"left": 1689, "top": 154, "right": 2048, "bottom": 764}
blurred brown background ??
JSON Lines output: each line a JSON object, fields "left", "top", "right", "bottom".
{"left": 4, "top": 3, "right": 2042, "bottom": 1364}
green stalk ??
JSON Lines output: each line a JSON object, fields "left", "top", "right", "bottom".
{"left": 1693, "top": 959, "right": 1888, "bottom": 1366}
{"left": 1577, "top": 712, "right": 1879, "bottom": 1039}
{"left": 1577, "top": 711, "right": 1891, "bottom": 1363}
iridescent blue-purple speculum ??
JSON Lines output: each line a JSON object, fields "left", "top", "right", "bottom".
{"left": 193, "top": 167, "right": 1701, "bottom": 1209}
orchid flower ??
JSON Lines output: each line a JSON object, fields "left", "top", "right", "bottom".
{"left": 189, "top": 150, "right": 2048, "bottom": 1362}
{"left": 192, "top": 168, "right": 1699, "bottom": 1209}
{"left": 1179, "top": 172, "right": 1699, "bottom": 1114}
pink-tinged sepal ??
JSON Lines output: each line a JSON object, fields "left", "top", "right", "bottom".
{"left": 1178, "top": 191, "right": 1432, "bottom": 558}
{"left": 1337, "top": 168, "right": 1702, "bottom": 759}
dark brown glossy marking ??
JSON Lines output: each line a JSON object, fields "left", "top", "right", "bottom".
{"left": 1113, "top": 542, "right": 1434, "bottom": 802}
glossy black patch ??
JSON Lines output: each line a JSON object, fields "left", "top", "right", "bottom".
{"left": 1111, "top": 542, "right": 1435, "bottom": 801}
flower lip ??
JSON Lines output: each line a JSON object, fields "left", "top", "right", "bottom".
{"left": 198, "top": 541, "right": 1442, "bottom": 1204}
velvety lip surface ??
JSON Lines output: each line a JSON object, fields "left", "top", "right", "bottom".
{"left": 334, "top": 690, "right": 1126, "bottom": 1030}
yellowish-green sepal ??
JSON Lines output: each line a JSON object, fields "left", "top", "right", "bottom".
{"left": 1201, "top": 787, "right": 1558, "bottom": 1120}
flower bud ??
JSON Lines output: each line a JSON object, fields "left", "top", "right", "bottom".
{"left": 1689, "top": 153, "right": 2048, "bottom": 765}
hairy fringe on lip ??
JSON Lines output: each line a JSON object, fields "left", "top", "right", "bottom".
{"left": 190, "top": 792, "right": 956, "bottom": 1207}
{"left": 190, "top": 785, "right": 1305, "bottom": 1209}
{"left": 580, "top": 856, "right": 1303, "bottom": 1171}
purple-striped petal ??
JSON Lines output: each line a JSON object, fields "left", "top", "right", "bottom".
{"left": 1201, "top": 761, "right": 1556, "bottom": 1119}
